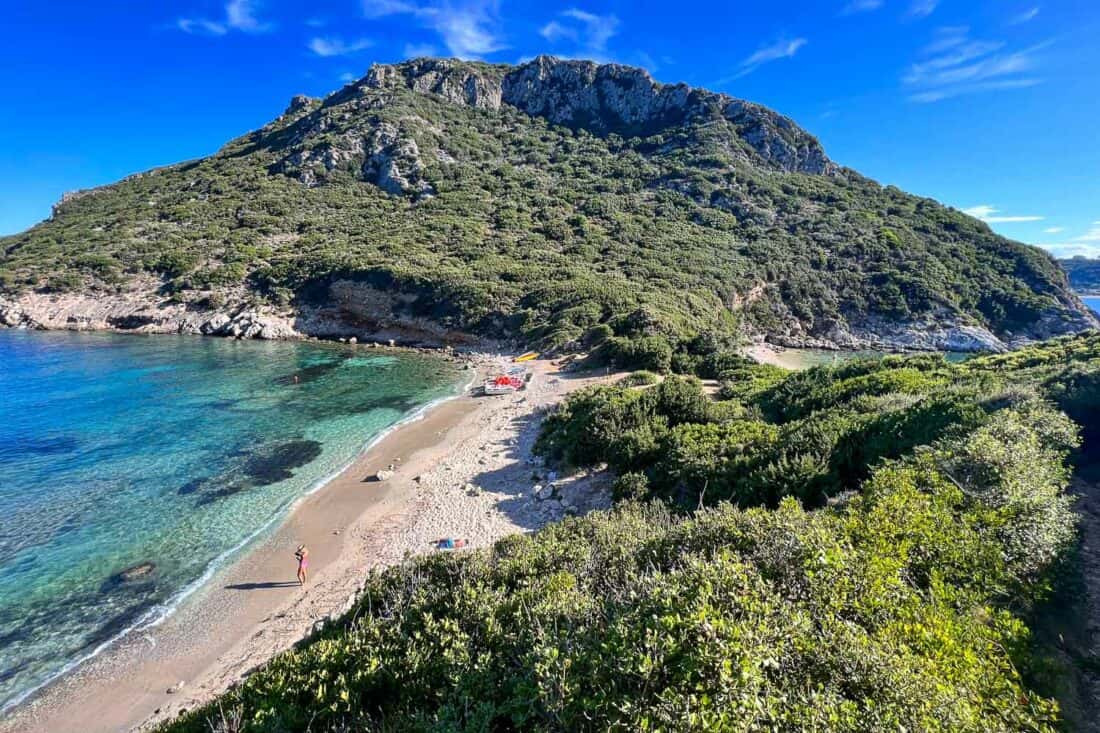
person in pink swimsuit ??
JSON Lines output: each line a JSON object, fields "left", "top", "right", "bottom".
{"left": 295, "top": 544, "right": 309, "bottom": 586}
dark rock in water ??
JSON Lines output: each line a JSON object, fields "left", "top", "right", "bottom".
{"left": 0, "top": 435, "right": 78, "bottom": 464}
{"left": 243, "top": 440, "right": 323, "bottom": 486}
{"left": 194, "top": 439, "right": 323, "bottom": 505}
{"left": 100, "top": 561, "right": 158, "bottom": 594}
{"left": 177, "top": 477, "right": 208, "bottom": 495}
{"left": 78, "top": 598, "right": 159, "bottom": 652}
{"left": 0, "top": 660, "right": 31, "bottom": 684}
{"left": 114, "top": 561, "right": 156, "bottom": 583}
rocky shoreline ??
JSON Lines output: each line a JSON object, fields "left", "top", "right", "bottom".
{"left": 2, "top": 285, "right": 1096, "bottom": 355}
{"left": 0, "top": 284, "right": 506, "bottom": 353}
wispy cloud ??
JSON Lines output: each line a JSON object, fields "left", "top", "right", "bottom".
{"left": 1010, "top": 6, "right": 1041, "bottom": 25}
{"left": 1044, "top": 226, "right": 1065, "bottom": 234}
{"left": 404, "top": 42, "right": 439, "bottom": 58}
{"left": 538, "top": 8, "right": 620, "bottom": 60}
{"left": 904, "top": 26, "right": 1045, "bottom": 102}
{"left": 729, "top": 37, "right": 808, "bottom": 79}
{"left": 963, "top": 205, "right": 1044, "bottom": 223}
{"left": 907, "top": 0, "right": 940, "bottom": 19}
{"left": 362, "top": 0, "right": 417, "bottom": 18}
{"left": 539, "top": 20, "right": 577, "bottom": 44}
{"left": 1038, "top": 222, "right": 1100, "bottom": 258}
{"left": 362, "top": 0, "right": 504, "bottom": 58}
{"left": 842, "top": 0, "right": 884, "bottom": 15}
{"left": 635, "top": 51, "right": 660, "bottom": 73}
{"left": 1080, "top": 222, "right": 1100, "bottom": 242}
{"left": 177, "top": 0, "right": 272, "bottom": 35}
{"left": 308, "top": 36, "right": 374, "bottom": 57}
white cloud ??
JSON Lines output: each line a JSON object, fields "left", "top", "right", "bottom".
{"left": 308, "top": 36, "right": 374, "bottom": 57}
{"left": 730, "top": 38, "right": 808, "bottom": 79}
{"left": 1080, "top": 222, "right": 1100, "bottom": 242}
{"left": 404, "top": 42, "right": 439, "bottom": 58}
{"left": 177, "top": 0, "right": 271, "bottom": 36}
{"left": 636, "top": 51, "right": 659, "bottom": 72}
{"left": 361, "top": 0, "right": 504, "bottom": 58}
{"left": 962, "top": 205, "right": 1044, "bottom": 223}
{"left": 339, "top": 71, "right": 358, "bottom": 82}
{"left": 177, "top": 18, "right": 228, "bottom": 35}
{"left": 225, "top": 0, "right": 266, "bottom": 31}
{"left": 907, "top": 0, "right": 940, "bottom": 18}
{"left": 1041, "top": 242, "right": 1100, "bottom": 258}
{"left": 562, "top": 9, "right": 619, "bottom": 52}
{"left": 1044, "top": 226, "right": 1065, "bottom": 234}
{"left": 904, "top": 26, "right": 1045, "bottom": 102}
{"left": 362, "top": 0, "right": 417, "bottom": 18}
{"left": 842, "top": 0, "right": 884, "bottom": 14}
{"left": 1010, "top": 7, "right": 1041, "bottom": 25}
{"left": 538, "top": 8, "right": 620, "bottom": 59}
{"left": 539, "top": 20, "right": 577, "bottom": 43}
{"left": 1035, "top": 222, "right": 1100, "bottom": 258}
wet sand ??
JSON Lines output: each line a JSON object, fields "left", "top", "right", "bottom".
{"left": 3, "top": 358, "right": 612, "bottom": 733}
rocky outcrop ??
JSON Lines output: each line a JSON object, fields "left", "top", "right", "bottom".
{"left": 362, "top": 55, "right": 836, "bottom": 175}
{"left": 0, "top": 284, "right": 298, "bottom": 340}
{"left": 274, "top": 121, "right": 432, "bottom": 195}
{"left": 362, "top": 123, "right": 434, "bottom": 196}
{"left": 274, "top": 55, "right": 835, "bottom": 197}
{"left": 761, "top": 306, "right": 1097, "bottom": 353}
{"left": 0, "top": 280, "right": 496, "bottom": 349}
{"left": 365, "top": 58, "right": 503, "bottom": 109}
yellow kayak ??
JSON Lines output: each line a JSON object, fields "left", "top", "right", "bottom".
{"left": 514, "top": 351, "right": 539, "bottom": 363}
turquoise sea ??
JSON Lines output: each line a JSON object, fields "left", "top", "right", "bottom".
{"left": 0, "top": 330, "right": 465, "bottom": 711}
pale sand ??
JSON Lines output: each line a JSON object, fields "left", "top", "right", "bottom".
{"left": 3, "top": 357, "right": 613, "bottom": 733}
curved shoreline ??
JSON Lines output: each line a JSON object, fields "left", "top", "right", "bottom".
{"left": 2, "top": 365, "right": 475, "bottom": 716}
{"left": 2, "top": 357, "right": 612, "bottom": 733}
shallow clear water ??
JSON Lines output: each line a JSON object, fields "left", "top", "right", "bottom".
{"left": 0, "top": 330, "right": 464, "bottom": 710}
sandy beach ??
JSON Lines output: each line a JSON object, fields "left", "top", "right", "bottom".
{"left": 2, "top": 356, "right": 614, "bottom": 733}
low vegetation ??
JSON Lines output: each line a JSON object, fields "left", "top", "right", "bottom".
{"left": 162, "top": 334, "right": 1100, "bottom": 732}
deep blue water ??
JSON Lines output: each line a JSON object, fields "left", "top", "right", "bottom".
{"left": 1082, "top": 296, "right": 1100, "bottom": 316}
{"left": 0, "top": 330, "right": 464, "bottom": 710}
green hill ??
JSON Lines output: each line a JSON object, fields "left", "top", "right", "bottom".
{"left": 162, "top": 334, "right": 1100, "bottom": 732}
{"left": 0, "top": 57, "right": 1094, "bottom": 351}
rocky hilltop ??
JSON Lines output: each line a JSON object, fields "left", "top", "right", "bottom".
{"left": 363, "top": 57, "right": 834, "bottom": 175}
{"left": 0, "top": 56, "right": 1094, "bottom": 351}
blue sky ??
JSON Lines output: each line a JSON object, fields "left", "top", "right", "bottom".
{"left": 2, "top": 0, "right": 1098, "bottom": 257}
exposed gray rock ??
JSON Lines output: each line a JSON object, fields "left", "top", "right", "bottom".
{"left": 362, "top": 122, "right": 434, "bottom": 196}
{"left": 366, "top": 58, "right": 503, "bottom": 109}
{"left": 362, "top": 55, "right": 835, "bottom": 175}
{"left": 113, "top": 561, "right": 156, "bottom": 584}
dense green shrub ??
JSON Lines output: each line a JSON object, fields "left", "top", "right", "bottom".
{"left": 619, "top": 370, "right": 660, "bottom": 387}
{"left": 164, "top": 423, "right": 1069, "bottom": 732}
{"left": 159, "top": 335, "right": 1100, "bottom": 732}
{"left": 600, "top": 336, "right": 674, "bottom": 373}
